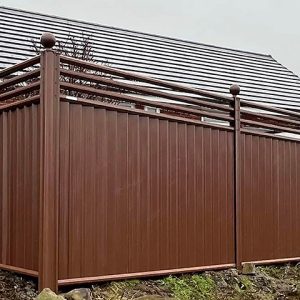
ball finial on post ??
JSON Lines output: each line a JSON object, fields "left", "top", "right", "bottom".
{"left": 230, "top": 84, "right": 240, "bottom": 97}
{"left": 40, "top": 32, "right": 56, "bottom": 49}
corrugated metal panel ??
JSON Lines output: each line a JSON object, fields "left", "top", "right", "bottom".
{"left": 58, "top": 101, "right": 235, "bottom": 280}
{"left": 240, "top": 133, "right": 300, "bottom": 262}
{"left": 0, "top": 104, "right": 40, "bottom": 272}
{"left": 1, "top": 6, "right": 300, "bottom": 108}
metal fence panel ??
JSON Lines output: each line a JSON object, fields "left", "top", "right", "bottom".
{"left": 58, "top": 101, "right": 235, "bottom": 281}
{"left": 240, "top": 133, "right": 300, "bottom": 263}
{"left": 0, "top": 104, "right": 40, "bottom": 274}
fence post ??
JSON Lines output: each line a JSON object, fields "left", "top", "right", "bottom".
{"left": 230, "top": 84, "right": 242, "bottom": 270}
{"left": 38, "top": 33, "right": 60, "bottom": 292}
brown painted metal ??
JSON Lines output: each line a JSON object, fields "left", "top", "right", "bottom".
{"left": 242, "top": 119, "right": 300, "bottom": 135}
{"left": 58, "top": 101, "right": 235, "bottom": 280}
{"left": 0, "top": 53, "right": 41, "bottom": 279}
{"left": 58, "top": 263, "right": 236, "bottom": 286}
{"left": 60, "top": 96, "right": 233, "bottom": 132}
{"left": 60, "top": 82, "right": 233, "bottom": 123}
{"left": 0, "top": 55, "right": 40, "bottom": 77}
{"left": 233, "top": 96, "right": 242, "bottom": 269}
{"left": 0, "top": 95, "right": 40, "bottom": 110}
{"left": 60, "top": 69, "right": 234, "bottom": 113}
{"left": 1, "top": 52, "right": 300, "bottom": 292}
{"left": 38, "top": 50, "right": 60, "bottom": 292}
{"left": 0, "top": 69, "right": 40, "bottom": 90}
{"left": 240, "top": 99, "right": 300, "bottom": 119}
{"left": 241, "top": 128, "right": 300, "bottom": 142}
{"left": 0, "top": 104, "right": 40, "bottom": 272}
{"left": 243, "top": 257, "right": 300, "bottom": 266}
{"left": 241, "top": 110, "right": 300, "bottom": 127}
{"left": 60, "top": 56, "right": 234, "bottom": 103}
{"left": 0, "top": 82, "right": 40, "bottom": 102}
{"left": 240, "top": 132, "right": 300, "bottom": 263}
{"left": 0, "top": 263, "right": 39, "bottom": 277}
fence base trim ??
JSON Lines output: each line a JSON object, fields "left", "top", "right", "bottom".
{"left": 0, "top": 263, "right": 38, "bottom": 277}
{"left": 58, "top": 263, "right": 236, "bottom": 286}
{"left": 243, "top": 257, "right": 300, "bottom": 266}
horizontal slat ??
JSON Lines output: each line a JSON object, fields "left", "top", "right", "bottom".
{"left": 0, "top": 95, "right": 40, "bottom": 111}
{"left": 241, "top": 109, "right": 300, "bottom": 127}
{"left": 0, "top": 263, "right": 38, "bottom": 277}
{"left": 0, "top": 69, "right": 40, "bottom": 90}
{"left": 60, "top": 56, "right": 234, "bottom": 102}
{"left": 56, "top": 56, "right": 300, "bottom": 96}
{"left": 241, "top": 128, "right": 300, "bottom": 142}
{"left": 60, "top": 95, "right": 233, "bottom": 131}
{"left": 58, "top": 264, "right": 236, "bottom": 286}
{"left": 1, "top": 7, "right": 300, "bottom": 109}
{"left": 240, "top": 99, "right": 300, "bottom": 118}
{"left": 0, "top": 81, "right": 40, "bottom": 101}
{"left": 243, "top": 257, "right": 300, "bottom": 266}
{"left": 60, "top": 82, "right": 233, "bottom": 122}
{"left": 241, "top": 119, "right": 300, "bottom": 134}
{"left": 0, "top": 55, "right": 40, "bottom": 77}
{"left": 2, "top": 52, "right": 300, "bottom": 107}
{"left": 60, "top": 69, "right": 233, "bottom": 113}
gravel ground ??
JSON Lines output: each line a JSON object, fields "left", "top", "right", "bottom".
{"left": 0, "top": 270, "right": 38, "bottom": 300}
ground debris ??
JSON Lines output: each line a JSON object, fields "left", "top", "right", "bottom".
{"left": 1, "top": 263, "right": 300, "bottom": 299}
{"left": 0, "top": 269, "right": 38, "bottom": 300}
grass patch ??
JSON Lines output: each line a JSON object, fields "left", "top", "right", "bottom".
{"left": 161, "top": 274, "right": 216, "bottom": 300}
{"left": 260, "top": 266, "right": 285, "bottom": 279}
{"left": 240, "top": 276, "right": 254, "bottom": 291}
{"left": 105, "top": 279, "right": 140, "bottom": 299}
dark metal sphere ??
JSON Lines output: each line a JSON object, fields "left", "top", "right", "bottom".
{"left": 40, "top": 32, "right": 56, "bottom": 49}
{"left": 229, "top": 84, "right": 240, "bottom": 96}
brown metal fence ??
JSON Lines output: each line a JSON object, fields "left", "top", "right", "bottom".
{"left": 0, "top": 103, "right": 40, "bottom": 276}
{"left": 240, "top": 134, "right": 300, "bottom": 264}
{"left": 1, "top": 45, "right": 300, "bottom": 292}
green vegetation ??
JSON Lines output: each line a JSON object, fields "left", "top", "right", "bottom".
{"left": 161, "top": 274, "right": 216, "bottom": 300}
{"left": 93, "top": 279, "right": 141, "bottom": 299}
{"left": 260, "top": 266, "right": 285, "bottom": 279}
{"left": 232, "top": 275, "right": 255, "bottom": 299}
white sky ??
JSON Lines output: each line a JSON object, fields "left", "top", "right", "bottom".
{"left": 1, "top": 0, "right": 300, "bottom": 76}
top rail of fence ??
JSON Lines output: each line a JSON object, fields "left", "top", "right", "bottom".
{"left": 1, "top": 45, "right": 300, "bottom": 139}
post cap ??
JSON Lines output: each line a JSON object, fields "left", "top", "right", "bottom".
{"left": 229, "top": 84, "right": 240, "bottom": 96}
{"left": 40, "top": 32, "right": 56, "bottom": 49}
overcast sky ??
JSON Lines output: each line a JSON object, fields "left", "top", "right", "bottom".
{"left": 2, "top": 0, "right": 300, "bottom": 76}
